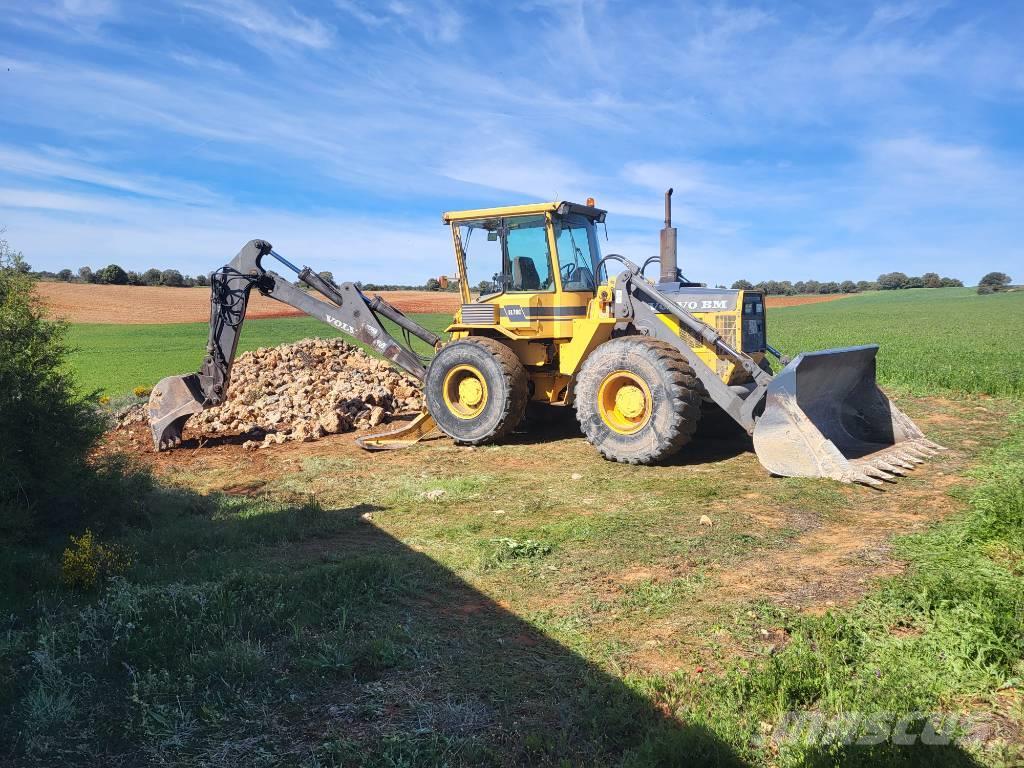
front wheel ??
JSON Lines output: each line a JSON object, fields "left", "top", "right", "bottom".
{"left": 425, "top": 337, "right": 528, "bottom": 445}
{"left": 575, "top": 336, "right": 701, "bottom": 464}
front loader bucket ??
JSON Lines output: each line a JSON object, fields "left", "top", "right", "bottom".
{"left": 355, "top": 410, "right": 439, "bottom": 451}
{"left": 752, "top": 345, "right": 945, "bottom": 487}
{"left": 148, "top": 374, "right": 206, "bottom": 451}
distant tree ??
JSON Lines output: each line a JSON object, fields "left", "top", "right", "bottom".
{"left": 194, "top": 273, "right": 209, "bottom": 287}
{"left": 126, "top": 271, "right": 145, "bottom": 286}
{"left": 877, "top": 272, "right": 909, "bottom": 290}
{"left": 793, "top": 281, "right": 807, "bottom": 294}
{"left": 856, "top": 280, "right": 877, "bottom": 292}
{"left": 840, "top": 280, "right": 858, "bottom": 293}
{"left": 160, "top": 269, "right": 184, "bottom": 287}
{"left": 477, "top": 279, "right": 494, "bottom": 294}
{"left": 424, "top": 277, "right": 441, "bottom": 291}
{"left": 939, "top": 277, "right": 963, "bottom": 288}
{"left": 318, "top": 271, "right": 335, "bottom": 285}
{"left": 57, "top": 268, "right": 73, "bottom": 282}
{"left": 731, "top": 279, "right": 753, "bottom": 290}
{"left": 780, "top": 281, "right": 796, "bottom": 295}
{"left": 978, "top": 271, "right": 1011, "bottom": 291}
{"left": 922, "top": 272, "right": 942, "bottom": 289}
{"left": 142, "top": 268, "right": 162, "bottom": 286}
{"left": 182, "top": 275, "right": 196, "bottom": 287}
{"left": 77, "top": 266, "right": 94, "bottom": 283}
{"left": 906, "top": 275, "right": 924, "bottom": 288}
{"left": 98, "top": 264, "right": 129, "bottom": 285}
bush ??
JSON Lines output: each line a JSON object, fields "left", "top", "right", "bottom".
{"left": 60, "top": 529, "right": 133, "bottom": 589}
{"left": 132, "top": 386, "right": 152, "bottom": 398}
{"left": 0, "top": 237, "right": 149, "bottom": 542}
{"left": 977, "top": 284, "right": 995, "bottom": 295}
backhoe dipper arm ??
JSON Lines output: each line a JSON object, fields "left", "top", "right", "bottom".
{"left": 147, "top": 239, "right": 437, "bottom": 450}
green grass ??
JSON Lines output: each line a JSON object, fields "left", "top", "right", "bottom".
{"left": 769, "top": 288, "right": 1024, "bottom": 398}
{"left": 66, "top": 313, "right": 452, "bottom": 396}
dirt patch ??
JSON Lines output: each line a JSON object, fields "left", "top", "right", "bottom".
{"left": 37, "top": 282, "right": 459, "bottom": 324}
{"left": 764, "top": 294, "right": 850, "bottom": 308}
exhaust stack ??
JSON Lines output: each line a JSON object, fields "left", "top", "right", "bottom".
{"left": 659, "top": 188, "right": 677, "bottom": 284}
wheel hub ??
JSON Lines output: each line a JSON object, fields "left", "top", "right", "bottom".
{"left": 597, "top": 371, "right": 653, "bottom": 434}
{"left": 442, "top": 364, "right": 489, "bottom": 419}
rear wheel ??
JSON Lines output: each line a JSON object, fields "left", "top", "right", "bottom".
{"left": 575, "top": 336, "right": 701, "bottom": 464}
{"left": 425, "top": 337, "right": 528, "bottom": 445}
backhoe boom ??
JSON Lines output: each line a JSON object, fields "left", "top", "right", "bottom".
{"left": 147, "top": 239, "right": 437, "bottom": 450}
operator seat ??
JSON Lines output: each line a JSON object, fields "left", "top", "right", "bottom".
{"left": 564, "top": 266, "right": 595, "bottom": 291}
{"left": 511, "top": 257, "right": 541, "bottom": 291}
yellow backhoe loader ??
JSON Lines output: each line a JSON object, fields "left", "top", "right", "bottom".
{"left": 148, "top": 190, "right": 942, "bottom": 486}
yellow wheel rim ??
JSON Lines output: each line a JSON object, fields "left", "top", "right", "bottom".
{"left": 442, "top": 364, "right": 489, "bottom": 419}
{"left": 597, "top": 370, "right": 652, "bottom": 434}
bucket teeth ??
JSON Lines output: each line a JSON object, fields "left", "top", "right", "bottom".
{"left": 851, "top": 471, "right": 885, "bottom": 488}
{"left": 920, "top": 439, "right": 947, "bottom": 451}
{"left": 904, "top": 445, "right": 934, "bottom": 458}
{"left": 894, "top": 451, "right": 924, "bottom": 465}
{"left": 863, "top": 466, "right": 896, "bottom": 482}
{"left": 872, "top": 459, "right": 906, "bottom": 476}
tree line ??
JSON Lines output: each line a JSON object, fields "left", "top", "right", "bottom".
{"left": 730, "top": 272, "right": 964, "bottom": 295}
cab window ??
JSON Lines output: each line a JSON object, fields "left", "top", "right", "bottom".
{"left": 456, "top": 215, "right": 554, "bottom": 295}
{"left": 553, "top": 214, "right": 600, "bottom": 291}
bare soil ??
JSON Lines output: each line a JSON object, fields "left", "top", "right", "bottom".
{"left": 40, "top": 282, "right": 843, "bottom": 324}
{"left": 38, "top": 282, "right": 461, "bottom": 324}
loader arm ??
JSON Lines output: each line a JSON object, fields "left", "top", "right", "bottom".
{"left": 147, "top": 239, "right": 440, "bottom": 450}
{"left": 609, "top": 259, "right": 944, "bottom": 486}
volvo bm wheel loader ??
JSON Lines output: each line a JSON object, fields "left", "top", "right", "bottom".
{"left": 148, "top": 190, "right": 942, "bottom": 486}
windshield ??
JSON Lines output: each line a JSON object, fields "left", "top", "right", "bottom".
{"left": 457, "top": 215, "right": 554, "bottom": 295}
{"left": 552, "top": 214, "right": 601, "bottom": 291}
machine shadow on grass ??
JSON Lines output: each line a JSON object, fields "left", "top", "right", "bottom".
{"left": 509, "top": 404, "right": 753, "bottom": 467}
{"left": 2, "top": 490, "right": 742, "bottom": 766}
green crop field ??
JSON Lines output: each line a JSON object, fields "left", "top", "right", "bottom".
{"left": 67, "top": 288, "right": 1023, "bottom": 400}
{"left": 67, "top": 313, "right": 452, "bottom": 397}
{"left": 769, "top": 288, "right": 1024, "bottom": 399}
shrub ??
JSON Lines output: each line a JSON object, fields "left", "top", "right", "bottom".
{"left": 60, "top": 529, "right": 133, "bottom": 589}
{"left": 132, "top": 386, "right": 152, "bottom": 398}
{"left": 0, "top": 236, "right": 150, "bottom": 542}
{"left": 977, "top": 284, "right": 995, "bottom": 295}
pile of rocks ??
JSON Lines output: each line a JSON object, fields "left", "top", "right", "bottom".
{"left": 189, "top": 338, "right": 422, "bottom": 449}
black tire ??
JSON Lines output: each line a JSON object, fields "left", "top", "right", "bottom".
{"left": 574, "top": 336, "right": 701, "bottom": 464}
{"left": 425, "top": 337, "right": 528, "bottom": 445}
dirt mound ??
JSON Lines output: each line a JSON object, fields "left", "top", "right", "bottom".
{"left": 147, "top": 338, "right": 423, "bottom": 449}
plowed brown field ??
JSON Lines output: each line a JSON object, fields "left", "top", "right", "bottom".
{"left": 37, "top": 283, "right": 462, "bottom": 323}
{"left": 38, "top": 282, "right": 847, "bottom": 324}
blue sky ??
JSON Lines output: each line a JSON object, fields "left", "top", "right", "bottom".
{"left": 1, "top": 0, "right": 1021, "bottom": 285}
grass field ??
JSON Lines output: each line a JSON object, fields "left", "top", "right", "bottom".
{"left": 5, "top": 287, "right": 1022, "bottom": 765}
{"left": 68, "top": 287, "right": 1024, "bottom": 400}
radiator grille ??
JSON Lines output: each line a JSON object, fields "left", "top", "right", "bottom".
{"left": 716, "top": 315, "right": 737, "bottom": 348}
{"left": 460, "top": 303, "right": 498, "bottom": 324}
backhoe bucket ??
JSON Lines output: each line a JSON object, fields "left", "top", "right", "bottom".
{"left": 148, "top": 374, "right": 206, "bottom": 451}
{"left": 355, "top": 410, "right": 439, "bottom": 451}
{"left": 752, "top": 345, "right": 944, "bottom": 487}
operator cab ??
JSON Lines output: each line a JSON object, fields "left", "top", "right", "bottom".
{"left": 444, "top": 201, "right": 606, "bottom": 302}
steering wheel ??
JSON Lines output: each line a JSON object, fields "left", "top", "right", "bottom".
{"left": 560, "top": 263, "right": 577, "bottom": 284}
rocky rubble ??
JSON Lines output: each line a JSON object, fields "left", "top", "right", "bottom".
{"left": 181, "top": 338, "right": 421, "bottom": 449}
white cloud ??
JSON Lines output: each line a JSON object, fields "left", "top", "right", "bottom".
{"left": 184, "top": 0, "right": 333, "bottom": 49}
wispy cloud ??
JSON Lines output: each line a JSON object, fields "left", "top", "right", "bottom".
{"left": 0, "top": 1, "right": 1021, "bottom": 284}
{"left": 184, "top": 0, "right": 333, "bottom": 49}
